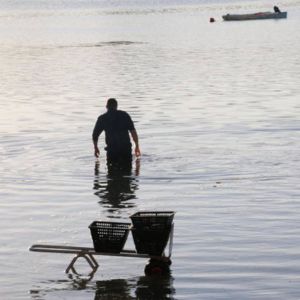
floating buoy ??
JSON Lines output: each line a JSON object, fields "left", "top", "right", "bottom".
{"left": 210, "top": 17, "right": 215, "bottom": 23}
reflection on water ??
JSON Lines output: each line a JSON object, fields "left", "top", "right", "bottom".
{"left": 93, "top": 160, "right": 140, "bottom": 217}
{"left": 54, "top": 41, "right": 144, "bottom": 49}
{"left": 30, "top": 275, "right": 176, "bottom": 300}
{"left": 94, "top": 278, "right": 133, "bottom": 299}
{"left": 135, "top": 275, "right": 176, "bottom": 299}
{"left": 30, "top": 278, "right": 90, "bottom": 300}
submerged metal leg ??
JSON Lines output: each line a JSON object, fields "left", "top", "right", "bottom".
{"left": 87, "top": 253, "right": 99, "bottom": 268}
{"left": 65, "top": 252, "right": 98, "bottom": 274}
{"left": 168, "top": 224, "right": 174, "bottom": 258}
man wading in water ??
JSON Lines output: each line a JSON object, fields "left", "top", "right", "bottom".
{"left": 92, "top": 98, "right": 141, "bottom": 168}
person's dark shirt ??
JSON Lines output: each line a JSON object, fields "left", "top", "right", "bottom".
{"left": 92, "top": 109, "right": 135, "bottom": 154}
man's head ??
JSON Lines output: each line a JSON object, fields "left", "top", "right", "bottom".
{"left": 106, "top": 98, "right": 118, "bottom": 111}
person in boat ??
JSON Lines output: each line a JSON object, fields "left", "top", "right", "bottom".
{"left": 273, "top": 6, "right": 281, "bottom": 13}
{"left": 92, "top": 98, "right": 141, "bottom": 168}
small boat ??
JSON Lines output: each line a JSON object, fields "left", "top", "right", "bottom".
{"left": 222, "top": 11, "right": 287, "bottom": 21}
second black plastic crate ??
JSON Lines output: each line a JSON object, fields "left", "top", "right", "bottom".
{"left": 89, "top": 221, "right": 131, "bottom": 253}
{"left": 130, "top": 211, "right": 175, "bottom": 229}
{"left": 131, "top": 226, "right": 172, "bottom": 256}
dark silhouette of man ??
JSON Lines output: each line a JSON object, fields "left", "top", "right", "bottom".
{"left": 92, "top": 98, "right": 141, "bottom": 167}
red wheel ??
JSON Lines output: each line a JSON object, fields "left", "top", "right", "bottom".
{"left": 144, "top": 260, "right": 171, "bottom": 276}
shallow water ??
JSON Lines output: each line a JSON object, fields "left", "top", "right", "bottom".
{"left": 1, "top": 0, "right": 300, "bottom": 299}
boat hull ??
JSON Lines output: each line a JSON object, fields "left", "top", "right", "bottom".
{"left": 222, "top": 12, "right": 287, "bottom": 21}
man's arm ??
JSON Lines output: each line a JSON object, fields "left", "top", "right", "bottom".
{"left": 93, "top": 138, "right": 100, "bottom": 158}
{"left": 92, "top": 118, "right": 103, "bottom": 158}
{"left": 130, "top": 129, "right": 141, "bottom": 157}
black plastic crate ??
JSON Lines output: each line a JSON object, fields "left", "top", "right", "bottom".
{"left": 130, "top": 211, "right": 175, "bottom": 230}
{"left": 131, "top": 226, "right": 172, "bottom": 256}
{"left": 89, "top": 221, "right": 131, "bottom": 253}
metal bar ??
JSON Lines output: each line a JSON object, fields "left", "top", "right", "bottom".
{"left": 65, "top": 253, "right": 99, "bottom": 274}
{"left": 83, "top": 253, "right": 97, "bottom": 269}
{"left": 168, "top": 224, "right": 174, "bottom": 258}
{"left": 30, "top": 248, "right": 86, "bottom": 254}
{"left": 30, "top": 244, "right": 155, "bottom": 258}
{"left": 65, "top": 254, "right": 81, "bottom": 273}
{"left": 87, "top": 254, "right": 99, "bottom": 268}
{"left": 30, "top": 244, "right": 94, "bottom": 252}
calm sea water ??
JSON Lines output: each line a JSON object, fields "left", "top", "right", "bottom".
{"left": 1, "top": 0, "right": 300, "bottom": 299}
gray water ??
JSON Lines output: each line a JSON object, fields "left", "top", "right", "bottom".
{"left": 1, "top": 0, "right": 300, "bottom": 299}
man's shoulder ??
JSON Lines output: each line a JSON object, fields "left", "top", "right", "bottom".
{"left": 115, "top": 110, "right": 132, "bottom": 120}
{"left": 117, "top": 110, "right": 130, "bottom": 116}
{"left": 97, "top": 110, "right": 131, "bottom": 121}
{"left": 97, "top": 113, "right": 105, "bottom": 120}
{"left": 98, "top": 111, "right": 112, "bottom": 118}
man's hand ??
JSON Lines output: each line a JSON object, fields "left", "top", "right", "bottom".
{"left": 135, "top": 146, "right": 141, "bottom": 157}
{"left": 130, "top": 130, "right": 141, "bottom": 158}
{"left": 94, "top": 146, "right": 100, "bottom": 158}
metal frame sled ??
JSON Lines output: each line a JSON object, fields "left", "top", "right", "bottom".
{"left": 29, "top": 224, "right": 174, "bottom": 276}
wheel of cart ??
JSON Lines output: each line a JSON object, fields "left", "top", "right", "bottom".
{"left": 144, "top": 257, "right": 172, "bottom": 276}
